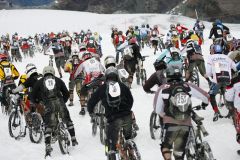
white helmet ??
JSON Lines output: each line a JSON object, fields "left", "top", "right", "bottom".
{"left": 104, "top": 56, "right": 116, "bottom": 68}
{"left": 43, "top": 66, "right": 55, "bottom": 76}
{"left": 71, "top": 49, "right": 79, "bottom": 58}
{"left": 26, "top": 63, "right": 37, "bottom": 78}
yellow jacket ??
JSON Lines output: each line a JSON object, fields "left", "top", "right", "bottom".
{"left": 18, "top": 74, "right": 28, "bottom": 93}
{"left": 0, "top": 60, "right": 19, "bottom": 81}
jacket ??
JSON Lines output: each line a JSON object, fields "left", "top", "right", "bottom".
{"left": 87, "top": 81, "right": 133, "bottom": 122}
{"left": 32, "top": 76, "right": 69, "bottom": 104}
{"left": 0, "top": 60, "right": 19, "bottom": 82}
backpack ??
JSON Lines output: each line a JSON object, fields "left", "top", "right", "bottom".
{"left": 214, "top": 61, "right": 231, "bottom": 85}
{"left": 0, "top": 63, "right": 14, "bottom": 84}
{"left": 106, "top": 81, "right": 121, "bottom": 109}
{"left": 43, "top": 75, "right": 58, "bottom": 99}
{"left": 123, "top": 46, "right": 133, "bottom": 60}
{"left": 167, "top": 83, "right": 192, "bottom": 121}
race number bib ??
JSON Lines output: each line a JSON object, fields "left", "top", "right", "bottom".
{"left": 217, "top": 29, "right": 222, "bottom": 35}
{"left": 214, "top": 62, "right": 227, "bottom": 73}
{"left": 4, "top": 67, "right": 12, "bottom": 77}
{"left": 44, "top": 78, "right": 56, "bottom": 90}
{"left": 108, "top": 82, "right": 121, "bottom": 97}
{"left": 175, "top": 93, "right": 189, "bottom": 106}
{"left": 118, "top": 69, "right": 129, "bottom": 79}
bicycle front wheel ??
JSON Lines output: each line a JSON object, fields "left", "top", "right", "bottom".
{"left": 201, "top": 141, "right": 215, "bottom": 160}
{"left": 149, "top": 111, "right": 162, "bottom": 140}
{"left": 8, "top": 111, "right": 22, "bottom": 138}
{"left": 125, "top": 140, "right": 141, "bottom": 160}
{"left": 140, "top": 69, "right": 147, "bottom": 86}
{"left": 58, "top": 122, "right": 70, "bottom": 154}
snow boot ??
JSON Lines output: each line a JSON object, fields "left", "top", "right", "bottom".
{"left": 79, "top": 107, "right": 86, "bottom": 115}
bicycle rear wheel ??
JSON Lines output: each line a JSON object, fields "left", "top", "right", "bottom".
{"left": 29, "top": 112, "right": 43, "bottom": 143}
{"left": 190, "top": 69, "right": 199, "bottom": 87}
{"left": 58, "top": 122, "right": 70, "bottom": 154}
{"left": 149, "top": 111, "right": 162, "bottom": 140}
{"left": 8, "top": 111, "right": 22, "bottom": 138}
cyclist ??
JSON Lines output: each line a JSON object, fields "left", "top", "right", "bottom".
{"left": 0, "top": 53, "right": 19, "bottom": 109}
{"left": 32, "top": 66, "right": 78, "bottom": 157}
{"left": 206, "top": 44, "right": 237, "bottom": 121}
{"left": 87, "top": 66, "right": 134, "bottom": 160}
{"left": 64, "top": 49, "right": 83, "bottom": 106}
{"left": 225, "top": 70, "right": 240, "bottom": 154}
{"left": 154, "top": 64, "right": 209, "bottom": 160}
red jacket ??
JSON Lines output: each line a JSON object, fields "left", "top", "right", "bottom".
{"left": 114, "top": 35, "right": 126, "bottom": 46}
{"left": 176, "top": 25, "right": 188, "bottom": 34}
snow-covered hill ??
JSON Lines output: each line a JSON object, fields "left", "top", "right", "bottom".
{"left": 0, "top": 9, "right": 240, "bottom": 160}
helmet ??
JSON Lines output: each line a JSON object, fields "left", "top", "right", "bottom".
{"left": 196, "top": 19, "right": 200, "bottom": 23}
{"left": 188, "top": 30, "right": 194, "bottom": 36}
{"left": 141, "top": 24, "right": 145, "bottom": 28}
{"left": 42, "top": 66, "right": 55, "bottom": 76}
{"left": 170, "top": 24, "right": 175, "bottom": 29}
{"left": 104, "top": 56, "right": 116, "bottom": 68}
{"left": 118, "top": 31, "right": 123, "bottom": 35}
{"left": 79, "top": 43, "right": 87, "bottom": 52}
{"left": 135, "top": 26, "right": 138, "bottom": 30}
{"left": 129, "top": 25, "right": 133, "bottom": 30}
{"left": 94, "top": 32, "right": 98, "bottom": 36}
{"left": 153, "top": 25, "right": 158, "bottom": 29}
{"left": 166, "top": 64, "right": 183, "bottom": 81}
{"left": 105, "top": 66, "right": 119, "bottom": 82}
{"left": 26, "top": 63, "right": 37, "bottom": 78}
{"left": 165, "top": 41, "right": 173, "bottom": 49}
{"left": 71, "top": 49, "right": 79, "bottom": 58}
{"left": 82, "top": 52, "right": 92, "bottom": 61}
{"left": 169, "top": 47, "right": 181, "bottom": 61}
{"left": 215, "top": 19, "right": 222, "bottom": 25}
{"left": 129, "top": 37, "right": 137, "bottom": 44}
{"left": 213, "top": 44, "right": 223, "bottom": 54}
{"left": 153, "top": 59, "right": 167, "bottom": 71}
{"left": 146, "top": 24, "right": 150, "bottom": 28}
{"left": 0, "top": 53, "right": 8, "bottom": 61}
{"left": 113, "top": 27, "right": 118, "bottom": 32}
{"left": 176, "top": 23, "right": 180, "bottom": 26}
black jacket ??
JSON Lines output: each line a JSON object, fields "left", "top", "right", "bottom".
{"left": 209, "top": 24, "right": 229, "bottom": 39}
{"left": 32, "top": 75, "right": 69, "bottom": 104}
{"left": 87, "top": 81, "right": 133, "bottom": 122}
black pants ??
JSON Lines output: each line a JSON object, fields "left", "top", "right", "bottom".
{"left": 43, "top": 99, "right": 75, "bottom": 145}
{"left": 1, "top": 83, "right": 16, "bottom": 106}
{"left": 161, "top": 124, "right": 190, "bottom": 160}
{"left": 106, "top": 114, "right": 132, "bottom": 151}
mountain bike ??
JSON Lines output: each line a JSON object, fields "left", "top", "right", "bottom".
{"left": 8, "top": 93, "right": 43, "bottom": 143}
{"left": 158, "top": 34, "right": 165, "bottom": 52}
{"left": 185, "top": 106, "right": 215, "bottom": 160}
{"left": 50, "top": 112, "right": 71, "bottom": 155}
{"left": 183, "top": 61, "right": 200, "bottom": 87}
{"left": 92, "top": 101, "right": 104, "bottom": 136}
{"left": 107, "top": 125, "right": 141, "bottom": 160}
{"left": 136, "top": 55, "right": 149, "bottom": 86}
{"left": 149, "top": 111, "right": 162, "bottom": 140}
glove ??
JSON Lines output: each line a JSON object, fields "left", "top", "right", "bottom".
{"left": 201, "top": 102, "right": 208, "bottom": 110}
{"left": 236, "top": 133, "right": 240, "bottom": 144}
{"left": 207, "top": 80, "right": 212, "bottom": 87}
{"left": 141, "top": 57, "right": 145, "bottom": 61}
{"left": 208, "top": 36, "right": 211, "bottom": 39}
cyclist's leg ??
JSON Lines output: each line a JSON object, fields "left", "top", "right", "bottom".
{"left": 173, "top": 127, "right": 190, "bottom": 160}
{"left": 122, "top": 114, "right": 133, "bottom": 140}
{"left": 209, "top": 83, "right": 221, "bottom": 120}
{"left": 68, "top": 80, "right": 74, "bottom": 106}
{"left": 185, "top": 61, "right": 195, "bottom": 82}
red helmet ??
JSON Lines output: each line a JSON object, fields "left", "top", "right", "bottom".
{"left": 0, "top": 53, "right": 8, "bottom": 62}
{"left": 82, "top": 52, "right": 92, "bottom": 61}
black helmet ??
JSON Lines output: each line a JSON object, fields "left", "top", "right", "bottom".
{"left": 153, "top": 59, "right": 167, "bottom": 71}
{"left": 166, "top": 64, "right": 183, "bottom": 81}
{"left": 105, "top": 66, "right": 119, "bottom": 82}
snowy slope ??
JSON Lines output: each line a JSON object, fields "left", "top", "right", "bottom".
{"left": 0, "top": 9, "right": 240, "bottom": 160}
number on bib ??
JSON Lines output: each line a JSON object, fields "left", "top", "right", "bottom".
{"left": 4, "top": 67, "right": 12, "bottom": 77}
{"left": 45, "top": 78, "right": 56, "bottom": 90}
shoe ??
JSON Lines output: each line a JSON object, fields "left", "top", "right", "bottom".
{"left": 237, "top": 150, "right": 240, "bottom": 155}
{"left": 79, "top": 108, "right": 86, "bottom": 115}
{"left": 71, "top": 137, "right": 78, "bottom": 146}
{"left": 132, "top": 123, "right": 139, "bottom": 131}
{"left": 45, "top": 144, "right": 53, "bottom": 158}
{"left": 213, "top": 112, "right": 222, "bottom": 122}
{"left": 59, "top": 73, "right": 62, "bottom": 78}
{"left": 68, "top": 101, "right": 74, "bottom": 106}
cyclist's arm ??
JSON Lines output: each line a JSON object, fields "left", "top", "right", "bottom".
{"left": 153, "top": 87, "right": 165, "bottom": 117}
{"left": 59, "top": 78, "right": 70, "bottom": 103}
{"left": 11, "top": 64, "right": 20, "bottom": 80}
{"left": 188, "top": 83, "right": 209, "bottom": 105}
{"left": 87, "top": 85, "right": 103, "bottom": 114}
{"left": 225, "top": 81, "right": 235, "bottom": 103}
{"left": 143, "top": 72, "right": 159, "bottom": 93}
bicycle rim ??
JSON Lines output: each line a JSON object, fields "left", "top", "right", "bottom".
{"left": 202, "top": 142, "right": 215, "bottom": 160}
{"left": 58, "top": 123, "right": 69, "bottom": 154}
{"left": 125, "top": 140, "right": 141, "bottom": 160}
{"left": 8, "top": 111, "right": 22, "bottom": 138}
{"left": 149, "top": 112, "right": 161, "bottom": 139}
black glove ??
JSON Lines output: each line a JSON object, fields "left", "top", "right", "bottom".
{"left": 141, "top": 57, "right": 145, "bottom": 61}
{"left": 201, "top": 102, "right": 208, "bottom": 110}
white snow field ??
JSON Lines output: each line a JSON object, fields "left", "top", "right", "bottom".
{"left": 0, "top": 9, "right": 240, "bottom": 160}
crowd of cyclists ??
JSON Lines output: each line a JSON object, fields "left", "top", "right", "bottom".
{"left": 0, "top": 18, "right": 240, "bottom": 160}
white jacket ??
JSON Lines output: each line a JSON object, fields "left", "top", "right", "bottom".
{"left": 206, "top": 54, "right": 236, "bottom": 83}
